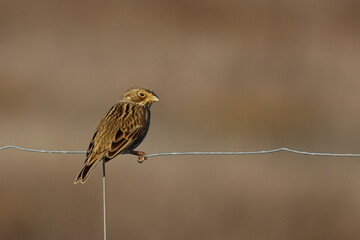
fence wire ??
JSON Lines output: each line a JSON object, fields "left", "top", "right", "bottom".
{"left": 1, "top": 145, "right": 360, "bottom": 157}
{"left": 2, "top": 143, "right": 360, "bottom": 240}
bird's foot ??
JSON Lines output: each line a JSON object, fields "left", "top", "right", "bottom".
{"left": 130, "top": 151, "right": 148, "bottom": 163}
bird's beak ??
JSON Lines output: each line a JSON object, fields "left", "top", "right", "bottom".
{"left": 148, "top": 94, "right": 159, "bottom": 103}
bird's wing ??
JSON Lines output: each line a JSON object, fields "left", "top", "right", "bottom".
{"left": 83, "top": 104, "right": 117, "bottom": 165}
{"left": 85, "top": 129, "right": 98, "bottom": 161}
{"left": 84, "top": 103, "right": 147, "bottom": 166}
{"left": 105, "top": 124, "right": 144, "bottom": 159}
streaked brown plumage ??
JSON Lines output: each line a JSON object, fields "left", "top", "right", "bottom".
{"left": 74, "top": 87, "right": 159, "bottom": 184}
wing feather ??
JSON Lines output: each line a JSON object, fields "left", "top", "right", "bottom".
{"left": 106, "top": 126, "right": 143, "bottom": 159}
{"left": 84, "top": 102, "right": 150, "bottom": 165}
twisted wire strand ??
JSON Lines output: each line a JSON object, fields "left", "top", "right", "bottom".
{"left": 1, "top": 145, "right": 360, "bottom": 157}
{"left": 2, "top": 144, "right": 360, "bottom": 240}
{"left": 0, "top": 145, "right": 85, "bottom": 154}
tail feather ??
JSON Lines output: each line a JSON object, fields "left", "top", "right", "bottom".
{"left": 74, "top": 160, "right": 99, "bottom": 184}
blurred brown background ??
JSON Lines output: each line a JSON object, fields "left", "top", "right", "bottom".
{"left": 1, "top": 0, "right": 360, "bottom": 239}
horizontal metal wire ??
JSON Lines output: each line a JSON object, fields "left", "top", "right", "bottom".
{"left": 1, "top": 145, "right": 360, "bottom": 158}
{"left": 0, "top": 145, "right": 85, "bottom": 154}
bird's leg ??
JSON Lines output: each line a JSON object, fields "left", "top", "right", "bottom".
{"left": 130, "top": 150, "right": 147, "bottom": 163}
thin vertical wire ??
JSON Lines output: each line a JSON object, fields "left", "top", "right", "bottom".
{"left": 102, "top": 159, "right": 107, "bottom": 240}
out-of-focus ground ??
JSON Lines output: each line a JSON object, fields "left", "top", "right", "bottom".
{"left": 1, "top": 0, "right": 360, "bottom": 239}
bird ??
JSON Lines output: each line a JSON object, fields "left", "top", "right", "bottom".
{"left": 74, "top": 87, "right": 159, "bottom": 184}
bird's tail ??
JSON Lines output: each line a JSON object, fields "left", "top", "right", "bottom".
{"left": 74, "top": 161, "right": 99, "bottom": 184}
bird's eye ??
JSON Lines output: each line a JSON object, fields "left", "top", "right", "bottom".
{"left": 138, "top": 92, "right": 145, "bottom": 97}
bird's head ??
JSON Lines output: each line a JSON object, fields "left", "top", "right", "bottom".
{"left": 122, "top": 87, "right": 159, "bottom": 107}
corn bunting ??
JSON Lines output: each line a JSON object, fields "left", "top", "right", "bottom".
{"left": 74, "top": 87, "right": 159, "bottom": 184}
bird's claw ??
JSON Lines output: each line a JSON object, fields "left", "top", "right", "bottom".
{"left": 131, "top": 150, "right": 147, "bottom": 163}
{"left": 137, "top": 154, "right": 147, "bottom": 163}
